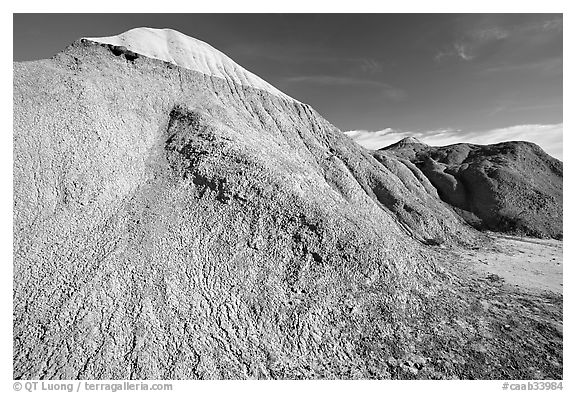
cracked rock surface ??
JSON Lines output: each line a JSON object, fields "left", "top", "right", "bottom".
{"left": 13, "top": 40, "right": 562, "bottom": 379}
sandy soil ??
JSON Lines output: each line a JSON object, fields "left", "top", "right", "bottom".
{"left": 454, "top": 233, "right": 563, "bottom": 294}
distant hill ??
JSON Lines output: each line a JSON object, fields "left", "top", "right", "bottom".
{"left": 377, "top": 138, "right": 563, "bottom": 239}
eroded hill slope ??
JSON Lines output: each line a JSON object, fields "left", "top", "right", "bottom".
{"left": 377, "top": 138, "right": 563, "bottom": 239}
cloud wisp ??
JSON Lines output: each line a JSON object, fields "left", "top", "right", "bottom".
{"left": 228, "top": 42, "right": 386, "bottom": 74}
{"left": 345, "top": 123, "right": 563, "bottom": 160}
{"left": 481, "top": 56, "right": 562, "bottom": 75}
{"left": 435, "top": 42, "right": 476, "bottom": 62}
{"left": 434, "top": 15, "right": 562, "bottom": 64}
{"left": 285, "top": 75, "right": 406, "bottom": 101}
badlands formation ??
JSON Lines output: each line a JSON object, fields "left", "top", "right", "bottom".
{"left": 378, "top": 138, "right": 563, "bottom": 239}
{"left": 13, "top": 28, "right": 562, "bottom": 379}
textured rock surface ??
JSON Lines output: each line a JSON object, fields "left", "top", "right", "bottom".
{"left": 377, "top": 138, "right": 563, "bottom": 239}
{"left": 13, "top": 35, "right": 562, "bottom": 379}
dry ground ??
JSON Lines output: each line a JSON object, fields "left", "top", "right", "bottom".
{"left": 457, "top": 233, "right": 562, "bottom": 294}
{"left": 416, "top": 233, "right": 563, "bottom": 380}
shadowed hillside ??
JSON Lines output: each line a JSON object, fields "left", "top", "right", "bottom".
{"left": 376, "top": 138, "right": 563, "bottom": 239}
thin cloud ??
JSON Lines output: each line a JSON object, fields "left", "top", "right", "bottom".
{"left": 470, "top": 26, "right": 509, "bottom": 41}
{"left": 345, "top": 123, "right": 563, "bottom": 160}
{"left": 454, "top": 43, "right": 474, "bottom": 61}
{"left": 286, "top": 75, "right": 383, "bottom": 87}
{"left": 285, "top": 75, "right": 406, "bottom": 101}
{"left": 525, "top": 17, "right": 563, "bottom": 33}
{"left": 486, "top": 101, "right": 561, "bottom": 117}
{"left": 435, "top": 15, "right": 561, "bottom": 64}
{"left": 435, "top": 42, "right": 475, "bottom": 62}
{"left": 228, "top": 42, "right": 385, "bottom": 73}
{"left": 481, "top": 57, "right": 562, "bottom": 75}
{"left": 358, "top": 58, "right": 384, "bottom": 74}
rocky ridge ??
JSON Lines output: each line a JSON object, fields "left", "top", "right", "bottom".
{"left": 377, "top": 139, "right": 563, "bottom": 239}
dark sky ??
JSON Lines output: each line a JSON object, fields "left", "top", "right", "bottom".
{"left": 13, "top": 14, "right": 562, "bottom": 136}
